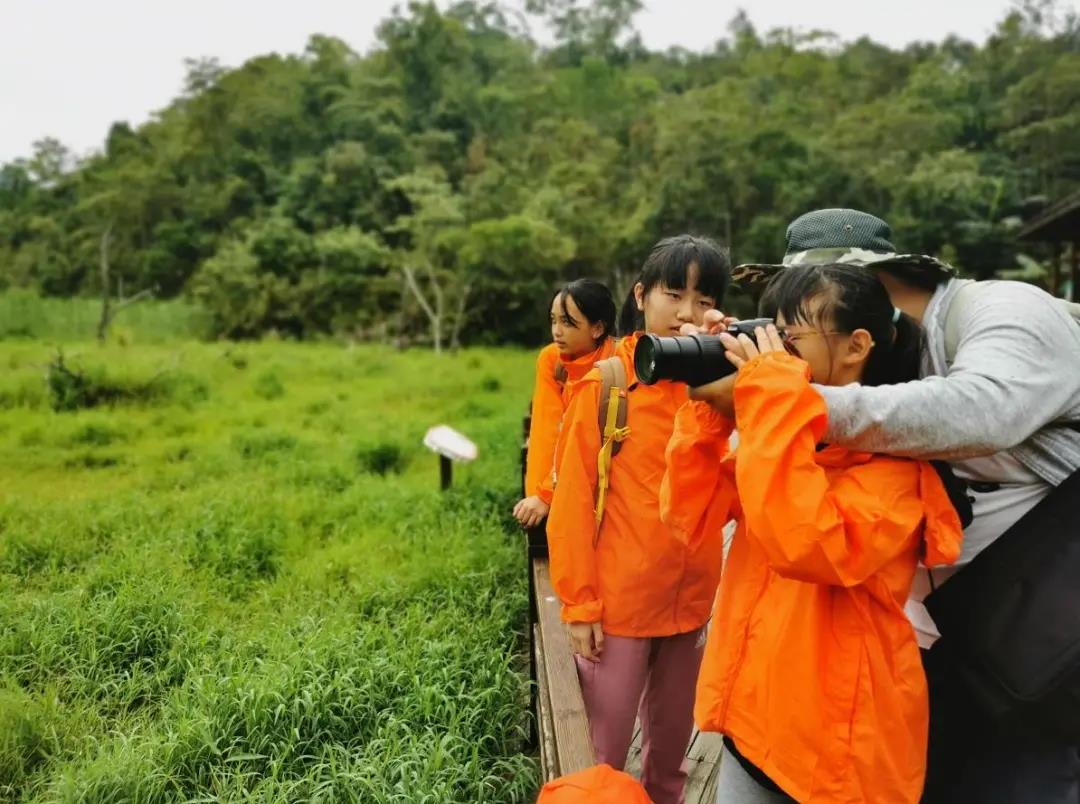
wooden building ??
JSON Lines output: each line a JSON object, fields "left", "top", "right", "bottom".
{"left": 1018, "top": 189, "right": 1080, "bottom": 300}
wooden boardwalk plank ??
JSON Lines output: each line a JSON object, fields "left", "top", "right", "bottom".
{"left": 622, "top": 724, "right": 723, "bottom": 803}
{"left": 685, "top": 730, "right": 724, "bottom": 804}
{"left": 533, "top": 559, "right": 596, "bottom": 777}
{"left": 532, "top": 623, "right": 556, "bottom": 781}
{"left": 529, "top": 554, "right": 723, "bottom": 794}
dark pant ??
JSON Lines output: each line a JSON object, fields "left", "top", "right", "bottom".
{"left": 921, "top": 641, "right": 1080, "bottom": 804}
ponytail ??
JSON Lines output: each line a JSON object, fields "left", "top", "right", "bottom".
{"left": 864, "top": 311, "right": 921, "bottom": 386}
{"left": 556, "top": 279, "right": 617, "bottom": 343}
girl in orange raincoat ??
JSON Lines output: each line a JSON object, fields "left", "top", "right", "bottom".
{"left": 662, "top": 263, "right": 964, "bottom": 803}
{"left": 515, "top": 279, "right": 617, "bottom": 529}
{"left": 547, "top": 235, "right": 730, "bottom": 804}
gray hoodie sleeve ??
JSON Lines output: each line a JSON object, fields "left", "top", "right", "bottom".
{"left": 816, "top": 282, "right": 1080, "bottom": 461}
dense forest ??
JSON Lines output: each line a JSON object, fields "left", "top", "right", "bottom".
{"left": 1, "top": 0, "right": 1078, "bottom": 345}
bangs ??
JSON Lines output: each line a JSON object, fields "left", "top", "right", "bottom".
{"left": 758, "top": 264, "right": 837, "bottom": 328}
{"left": 645, "top": 236, "right": 730, "bottom": 301}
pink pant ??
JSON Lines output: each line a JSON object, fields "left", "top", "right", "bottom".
{"left": 574, "top": 627, "right": 705, "bottom": 804}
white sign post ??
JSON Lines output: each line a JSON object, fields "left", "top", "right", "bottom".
{"left": 423, "top": 425, "right": 478, "bottom": 490}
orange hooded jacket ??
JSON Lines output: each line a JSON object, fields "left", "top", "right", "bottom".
{"left": 548, "top": 333, "right": 725, "bottom": 636}
{"left": 662, "top": 353, "right": 962, "bottom": 804}
{"left": 526, "top": 339, "right": 617, "bottom": 504}
{"left": 536, "top": 764, "right": 653, "bottom": 803}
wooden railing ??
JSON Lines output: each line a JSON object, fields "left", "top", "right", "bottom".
{"left": 523, "top": 412, "right": 596, "bottom": 780}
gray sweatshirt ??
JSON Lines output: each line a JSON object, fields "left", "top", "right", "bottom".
{"left": 817, "top": 277, "right": 1080, "bottom": 486}
{"left": 817, "top": 278, "right": 1080, "bottom": 646}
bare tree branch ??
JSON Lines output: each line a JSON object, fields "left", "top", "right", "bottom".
{"left": 401, "top": 264, "right": 437, "bottom": 323}
{"left": 401, "top": 263, "right": 444, "bottom": 353}
{"left": 113, "top": 287, "right": 155, "bottom": 314}
{"left": 423, "top": 260, "right": 444, "bottom": 316}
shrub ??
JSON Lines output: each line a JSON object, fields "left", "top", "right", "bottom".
{"left": 356, "top": 442, "right": 408, "bottom": 476}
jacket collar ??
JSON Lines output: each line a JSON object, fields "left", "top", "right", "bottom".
{"left": 560, "top": 337, "right": 616, "bottom": 383}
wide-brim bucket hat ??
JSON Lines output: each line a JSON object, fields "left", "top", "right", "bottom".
{"left": 732, "top": 208, "right": 956, "bottom": 284}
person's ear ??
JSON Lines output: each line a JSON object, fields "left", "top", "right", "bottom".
{"left": 843, "top": 328, "right": 875, "bottom": 366}
{"left": 634, "top": 282, "right": 646, "bottom": 312}
{"left": 589, "top": 320, "right": 605, "bottom": 342}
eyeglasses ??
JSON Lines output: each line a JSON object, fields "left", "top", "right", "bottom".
{"left": 779, "top": 329, "right": 847, "bottom": 358}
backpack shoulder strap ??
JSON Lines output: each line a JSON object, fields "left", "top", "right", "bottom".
{"left": 595, "top": 357, "right": 629, "bottom": 456}
{"left": 594, "top": 356, "right": 630, "bottom": 532}
{"left": 943, "top": 281, "right": 984, "bottom": 367}
{"left": 553, "top": 361, "right": 567, "bottom": 385}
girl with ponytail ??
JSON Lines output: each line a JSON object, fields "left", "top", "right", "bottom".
{"left": 547, "top": 235, "right": 730, "bottom": 804}
{"left": 515, "top": 279, "right": 617, "bottom": 528}
{"left": 662, "top": 263, "right": 964, "bottom": 803}
{"left": 756, "top": 261, "right": 923, "bottom": 389}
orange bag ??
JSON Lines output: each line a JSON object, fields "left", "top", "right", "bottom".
{"left": 536, "top": 764, "right": 652, "bottom": 803}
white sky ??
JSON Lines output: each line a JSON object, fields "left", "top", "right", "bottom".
{"left": 0, "top": 0, "right": 1036, "bottom": 164}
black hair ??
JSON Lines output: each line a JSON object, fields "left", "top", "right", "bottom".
{"left": 552, "top": 278, "right": 617, "bottom": 344}
{"left": 617, "top": 235, "right": 731, "bottom": 335}
{"left": 758, "top": 262, "right": 921, "bottom": 386}
{"left": 876, "top": 262, "right": 945, "bottom": 293}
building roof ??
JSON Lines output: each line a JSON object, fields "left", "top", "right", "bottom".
{"left": 1018, "top": 189, "right": 1080, "bottom": 243}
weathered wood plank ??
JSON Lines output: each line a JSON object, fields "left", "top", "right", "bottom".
{"left": 623, "top": 723, "right": 724, "bottom": 803}
{"left": 533, "top": 559, "right": 596, "bottom": 776}
{"left": 685, "top": 730, "right": 725, "bottom": 804}
{"left": 624, "top": 722, "right": 643, "bottom": 777}
{"left": 687, "top": 728, "right": 723, "bottom": 764}
{"left": 531, "top": 556, "right": 724, "bottom": 796}
{"left": 533, "top": 623, "right": 557, "bottom": 780}
{"left": 692, "top": 758, "right": 723, "bottom": 804}
{"left": 684, "top": 727, "right": 702, "bottom": 756}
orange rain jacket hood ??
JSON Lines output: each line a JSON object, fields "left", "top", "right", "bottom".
{"left": 662, "top": 353, "right": 962, "bottom": 804}
{"left": 536, "top": 764, "right": 653, "bottom": 803}
{"left": 526, "top": 339, "right": 617, "bottom": 504}
{"left": 548, "top": 333, "right": 725, "bottom": 637}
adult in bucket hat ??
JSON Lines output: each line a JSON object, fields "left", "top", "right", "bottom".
{"left": 730, "top": 207, "right": 955, "bottom": 285}
{"left": 692, "top": 208, "right": 1080, "bottom": 804}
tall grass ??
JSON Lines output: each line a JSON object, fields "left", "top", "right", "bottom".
{"left": 0, "top": 340, "right": 539, "bottom": 802}
{"left": 0, "top": 290, "right": 212, "bottom": 343}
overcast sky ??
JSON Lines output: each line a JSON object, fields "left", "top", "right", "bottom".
{"left": 2, "top": 0, "right": 1032, "bottom": 164}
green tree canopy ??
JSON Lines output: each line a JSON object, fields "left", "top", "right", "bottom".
{"left": 2, "top": 0, "right": 1079, "bottom": 343}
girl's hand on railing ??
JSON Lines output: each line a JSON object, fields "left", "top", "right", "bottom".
{"left": 513, "top": 495, "right": 550, "bottom": 528}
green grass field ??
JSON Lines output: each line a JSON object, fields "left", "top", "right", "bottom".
{"left": 0, "top": 316, "right": 540, "bottom": 802}
{"left": 0, "top": 291, "right": 213, "bottom": 344}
